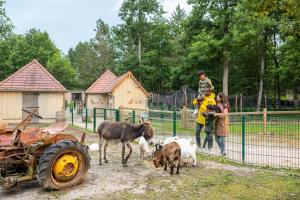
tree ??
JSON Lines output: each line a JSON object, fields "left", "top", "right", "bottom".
{"left": 168, "top": 5, "right": 188, "bottom": 90}
{"left": 234, "top": 0, "right": 300, "bottom": 110}
{"left": 0, "top": 0, "right": 13, "bottom": 40}
{"left": 47, "top": 53, "right": 76, "bottom": 89}
{"left": 185, "top": 0, "right": 239, "bottom": 94}
{"left": 92, "top": 18, "right": 116, "bottom": 71}
{"left": 68, "top": 42, "right": 99, "bottom": 89}
{"left": 0, "top": 29, "right": 76, "bottom": 89}
{"left": 118, "top": 0, "right": 163, "bottom": 67}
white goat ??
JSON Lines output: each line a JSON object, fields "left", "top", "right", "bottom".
{"left": 163, "top": 137, "right": 198, "bottom": 167}
{"left": 139, "top": 136, "right": 151, "bottom": 159}
{"left": 89, "top": 143, "right": 99, "bottom": 152}
{"left": 162, "top": 136, "right": 179, "bottom": 146}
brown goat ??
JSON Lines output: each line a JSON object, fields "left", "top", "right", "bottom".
{"left": 153, "top": 142, "right": 181, "bottom": 174}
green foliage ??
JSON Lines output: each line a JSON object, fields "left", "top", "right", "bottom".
{"left": 0, "top": 29, "right": 75, "bottom": 89}
{"left": 0, "top": 0, "right": 13, "bottom": 40}
{"left": 68, "top": 41, "right": 99, "bottom": 89}
{"left": 1, "top": 0, "right": 299, "bottom": 100}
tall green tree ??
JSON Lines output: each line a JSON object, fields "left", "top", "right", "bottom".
{"left": 234, "top": 0, "right": 300, "bottom": 110}
{"left": 168, "top": 5, "right": 188, "bottom": 90}
{"left": 92, "top": 18, "right": 116, "bottom": 71}
{"left": 187, "top": 0, "right": 239, "bottom": 96}
{"left": 0, "top": 0, "right": 13, "bottom": 40}
{"left": 68, "top": 41, "right": 99, "bottom": 89}
{"left": 118, "top": 0, "right": 163, "bottom": 67}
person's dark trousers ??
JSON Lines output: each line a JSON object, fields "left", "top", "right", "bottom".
{"left": 204, "top": 131, "right": 213, "bottom": 149}
{"left": 215, "top": 135, "right": 225, "bottom": 155}
{"left": 195, "top": 123, "right": 204, "bottom": 148}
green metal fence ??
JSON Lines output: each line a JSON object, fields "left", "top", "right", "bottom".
{"left": 119, "top": 108, "right": 300, "bottom": 169}
{"left": 67, "top": 106, "right": 300, "bottom": 169}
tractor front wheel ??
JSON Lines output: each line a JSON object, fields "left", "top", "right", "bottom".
{"left": 37, "top": 140, "right": 90, "bottom": 190}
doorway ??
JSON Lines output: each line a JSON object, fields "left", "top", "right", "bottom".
{"left": 22, "top": 93, "right": 39, "bottom": 123}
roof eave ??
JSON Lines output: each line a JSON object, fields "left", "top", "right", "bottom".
{"left": 0, "top": 89, "right": 68, "bottom": 93}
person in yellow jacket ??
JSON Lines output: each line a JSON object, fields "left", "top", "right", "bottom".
{"left": 192, "top": 92, "right": 216, "bottom": 148}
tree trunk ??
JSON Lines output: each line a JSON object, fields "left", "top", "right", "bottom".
{"left": 138, "top": 35, "right": 142, "bottom": 66}
{"left": 272, "top": 31, "right": 280, "bottom": 109}
{"left": 222, "top": 1, "right": 229, "bottom": 96}
{"left": 223, "top": 57, "right": 229, "bottom": 96}
{"left": 257, "top": 49, "right": 266, "bottom": 111}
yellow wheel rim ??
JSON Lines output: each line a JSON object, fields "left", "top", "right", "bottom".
{"left": 53, "top": 154, "right": 78, "bottom": 181}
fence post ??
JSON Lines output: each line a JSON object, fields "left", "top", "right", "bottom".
{"left": 132, "top": 110, "right": 136, "bottom": 123}
{"left": 93, "top": 108, "right": 96, "bottom": 133}
{"left": 71, "top": 107, "right": 74, "bottom": 126}
{"left": 173, "top": 109, "right": 177, "bottom": 137}
{"left": 263, "top": 108, "right": 267, "bottom": 134}
{"left": 115, "top": 109, "right": 120, "bottom": 122}
{"left": 85, "top": 108, "right": 88, "bottom": 129}
{"left": 104, "top": 109, "right": 107, "bottom": 120}
{"left": 242, "top": 115, "right": 245, "bottom": 163}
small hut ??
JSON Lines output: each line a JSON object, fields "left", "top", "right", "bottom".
{"left": 0, "top": 59, "right": 67, "bottom": 123}
{"left": 85, "top": 70, "right": 149, "bottom": 111}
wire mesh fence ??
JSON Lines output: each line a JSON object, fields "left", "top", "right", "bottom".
{"left": 66, "top": 106, "right": 300, "bottom": 169}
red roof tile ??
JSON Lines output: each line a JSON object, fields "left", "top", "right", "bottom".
{"left": 0, "top": 59, "right": 67, "bottom": 92}
{"left": 85, "top": 69, "right": 117, "bottom": 93}
{"left": 86, "top": 70, "right": 149, "bottom": 96}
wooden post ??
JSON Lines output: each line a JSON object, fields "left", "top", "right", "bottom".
{"left": 181, "top": 106, "right": 187, "bottom": 129}
{"left": 263, "top": 108, "right": 267, "bottom": 134}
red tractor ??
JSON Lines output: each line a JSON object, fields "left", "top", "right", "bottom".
{"left": 0, "top": 109, "right": 90, "bottom": 191}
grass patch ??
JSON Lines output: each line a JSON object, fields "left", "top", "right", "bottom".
{"left": 150, "top": 118, "right": 300, "bottom": 137}
{"left": 103, "top": 157, "right": 300, "bottom": 200}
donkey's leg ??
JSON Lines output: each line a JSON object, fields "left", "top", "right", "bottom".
{"left": 104, "top": 141, "right": 109, "bottom": 163}
{"left": 99, "top": 136, "right": 103, "bottom": 166}
{"left": 124, "top": 143, "right": 132, "bottom": 165}
{"left": 122, "top": 143, "right": 126, "bottom": 164}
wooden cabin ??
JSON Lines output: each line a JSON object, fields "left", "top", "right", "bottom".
{"left": 0, "top": 59, "right": 67, "bottom": 123}
{"left": 85, "top": 70, "right": 149, "bottom": 111}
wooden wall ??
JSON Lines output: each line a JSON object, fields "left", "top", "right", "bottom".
{"left": 0, "top": 92, "right": 22, "bottom": 120}
{"left": 0, "top": 92, "right": 65, "bottom": 122}
{"left": 86, "top": 94, "right": 108, "bottom": 110}
{"left": 113, "top": 76, "right": 148, "bottom": 110}
{"left": 39, "top": 93, "right": 65, "bottom": 120}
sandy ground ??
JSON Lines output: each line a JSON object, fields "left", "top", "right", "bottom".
{"left": 0, "top": 127, "right": 259, "bottom": 200}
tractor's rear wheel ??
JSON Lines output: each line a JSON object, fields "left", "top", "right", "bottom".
{"left": 37, "top": 140, "right": 90, "bottom": 190}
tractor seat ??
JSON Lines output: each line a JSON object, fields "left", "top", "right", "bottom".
{"left": 42, "top": 122, "right": 68, "bottom": 134}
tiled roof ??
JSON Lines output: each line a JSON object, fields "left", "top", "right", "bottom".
{"left": 85, "top": 69, "right": 117, "bottom": 93}
{"left": 0, "top": 59, "right": 67, "bottom": 92}
{"left": 86, "top": 70, "right": 149, "bottom": 96}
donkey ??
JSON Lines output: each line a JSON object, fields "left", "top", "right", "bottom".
{"left": 97, "top": 118, "right": 153, "bottom": 167}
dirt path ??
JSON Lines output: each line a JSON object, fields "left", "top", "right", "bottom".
{"left": 2, "top": 127, "right": 297, "bottom": 200}
{"left": 0, "top": 131, "right": 164, "bottom": 200}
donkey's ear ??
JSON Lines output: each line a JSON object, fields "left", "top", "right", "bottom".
{"left": 141, "top": 117, "right": 145, "bottom": 124}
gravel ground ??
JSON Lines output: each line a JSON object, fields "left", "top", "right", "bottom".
{"left": 1, "top": 126, "right": 285, "bottom": 200}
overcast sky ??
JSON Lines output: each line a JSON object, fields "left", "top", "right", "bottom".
{"left": 5, "top": 0, "right": 191, "bottom": 53}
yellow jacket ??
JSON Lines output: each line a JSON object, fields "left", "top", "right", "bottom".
{"left": 193, "top": 93, "right": 216, "bottom": 125}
